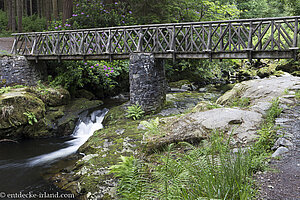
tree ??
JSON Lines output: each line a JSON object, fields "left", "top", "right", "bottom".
{"left": 17, "top": 0, "right": 22, "bottom": 32}
{"left": 62, "top": 0, "right": 73, "bottom": 24}
{"left": 45, "top": 0, "right": 51, "bottom": 25}
{"left": 7, "top": 0, "right": 12, "bottom": 30}
{"left": 52, "top": 0, "right": 58, "bottom": 20}
{"left": 11, "top": 0, "right": 16, "bottom": 31}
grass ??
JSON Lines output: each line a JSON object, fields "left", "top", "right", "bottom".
{"left": 295, "top": 90, "right": 300, "bottom": 100}
{"left": 0, "top": 85, "right": 25, "bottom": 95}
{"left": 110, "top": 98, "right": 283, "bottom": 200}
{"left": 228, "top": 97, "right": 251, "bottom": 108}
{"left": 0, "top": 86, "right": 11, "bottom": 94}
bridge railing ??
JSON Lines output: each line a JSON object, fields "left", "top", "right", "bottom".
{"left": 11, "top": 16, "right": 300, "bottom": 60}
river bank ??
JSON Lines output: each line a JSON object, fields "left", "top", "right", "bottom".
{"left": 47, "top": 73, "right": 300, "bottom": 199}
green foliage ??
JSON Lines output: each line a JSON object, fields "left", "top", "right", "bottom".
{"left": 69, "top": 0, "right": 240, "bottom": 29}
{"left": 0, "top": 86, "right": 11, "bottom": 94}
{"left": 12, "top": 85, "right": 24, "bottom": 89}
{"left": 140, "top": 117, "right": 161, "bottom": 138}
{"left": 126, "top": 103, "right": 145, "bottom": 120}
{"left": 22, "top": 15, "right": 47, "bottom": 32}
{"left": 248, "top": 98, "right": 283, "bottom": 172}
{"left": 237, "top": 0, "right": 286, "bottom": 19}
{"left": 229, "top": 97, "right": 251, "bottom": 107}
{"left": 206, "top": 103, "right": 222, "bottom": 110}
{"left": 285, "top": 0, "right": 300, "bottom": 15}
{"left": 49, "top": 60, "right": 129, "bottom": 97}
{"left": 165, "top": 59, "right": 235, "bottom": 84}
{"left": 295, "top": 90, "right": 300, "bottom": 100}
{"left": 0, "top": 10, "right": 8, "bottom": 32}
{"left": 109, "top": 156, "right": 148, "bottom": 200}
{"left": 70, "top": 0, "right": 134, "bottom": 29}
{"left": 23, "top": 111, "right": 38, "bottom": 125}
{"left": 111, "top": 131, "right": 257, "bottom": 199}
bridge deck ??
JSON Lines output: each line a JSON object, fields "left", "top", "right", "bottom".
{"left": 11, "top": 16, "right": 300, "bottom": 61}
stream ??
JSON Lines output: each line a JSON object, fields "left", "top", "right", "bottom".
{"left": 0, "top": 108, "right": 108, "bottom": 195}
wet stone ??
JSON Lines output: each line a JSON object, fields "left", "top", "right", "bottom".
{"left": 272, "top": 147, "right": 289, "bottom": 158}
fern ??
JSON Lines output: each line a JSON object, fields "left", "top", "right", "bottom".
{"left": 23, "top": 111, "right": 38, "bottom": 125}
{"left": 126, "top": 103, "right": 145, "bottom": 120}
{"left": 140, "top": 117, "right": 160, "bottom": 138}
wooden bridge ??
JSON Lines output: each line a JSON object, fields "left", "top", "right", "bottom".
{"left": 11, "top": 16, "right": 300, "bottom": 61}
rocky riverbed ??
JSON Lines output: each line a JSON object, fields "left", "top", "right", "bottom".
{"left": 48, "top": 73, "right": 300, "bottom": 199}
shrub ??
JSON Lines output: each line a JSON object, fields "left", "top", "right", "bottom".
{"left": 22, "top": 15, "right": 47, "bottom": 32}
{"left": 49, "top": 60, "right": 129, "bottom": 97}
{"left": 0, "top": 10, "right": 8, "bottom": 32}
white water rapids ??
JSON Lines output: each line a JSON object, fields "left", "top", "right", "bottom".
{"left": 27, "top": 108, "right": 108, "bottom": 166}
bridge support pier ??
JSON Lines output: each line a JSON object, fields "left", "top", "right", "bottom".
{"left": 129, "top": 53, "right": 166, "bottom": 113}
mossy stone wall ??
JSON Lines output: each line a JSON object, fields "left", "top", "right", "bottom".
{"left": 0, "top": 56, "right": 46, "bottom": 86}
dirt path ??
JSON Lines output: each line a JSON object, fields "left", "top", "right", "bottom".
{"left": 0, "top": 37, "right": 14, "bottom": 54}
{"left": 256, "top": 101, "right": 300, "bottom": 200}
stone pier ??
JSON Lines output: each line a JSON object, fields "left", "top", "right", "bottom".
{"left": 129, "top": 53, "right": 167, "bottom": 113}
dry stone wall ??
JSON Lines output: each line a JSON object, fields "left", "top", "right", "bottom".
{"left": 0, "top": 56, "right": 46, "bottom": 86}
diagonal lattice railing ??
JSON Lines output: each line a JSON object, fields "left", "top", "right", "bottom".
{"left": 11, "top": 16, "right": 300, "bottom": 61}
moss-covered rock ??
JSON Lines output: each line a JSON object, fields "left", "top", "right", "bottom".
{"left": 168, "top": 80, "right": 191, "bottom": 88}
{"left": 75, "top": 89, "right": 96, "bottom": 100}
{"left": 0, "top": 86, "right": 103, "bottom": 139}
{"left": 26, "top": 86, "right": 70, "bottom": 106}
{"left": 257, "top": 63, "right": 278, "bottom": 78}
{"left": 0, "top": 88, "right": 46, "bottom": 139}
{"left": 276, "top": 60, "right": 300, "bottom": 74}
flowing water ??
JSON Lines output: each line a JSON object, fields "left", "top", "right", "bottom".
{"left": 0, "top": 108, "right": 108, "bottom": 194}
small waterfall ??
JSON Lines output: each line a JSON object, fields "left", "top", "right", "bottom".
{"left": 27, "top": 108, "right": 108, "bottom": 166}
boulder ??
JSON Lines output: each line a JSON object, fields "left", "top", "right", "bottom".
{"left": 75, "top": 89, "right": 95, "bottom": 100}
{"left": 0, "top": 88, "right": 46, "bottom": 139}
{"left": 0, "top": 87, "right": 103, "bottom": 139}
{"left": 147, "top": 108, "right": 262, "bottom": 151}
{"left": 27, "top": 86, "right": 70, "bottom": 106}
{"left": 217, "top": 74, "right": 300, "bottom": 105}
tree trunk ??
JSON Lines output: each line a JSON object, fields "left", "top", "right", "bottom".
{"left": 12, "top": 0, "right": 16, "bottom": 32}
{"left": 7, "top": 0, "right": 12, "bottom": 30}
{"left": 17, "top": 0, "right": 23, "bottom": 32}
{"left": 45, "top": 0, "right": 51, "bottom": 26}
{"left": 52, "top": 0, "right": 58, "bottom": 20}
{"left": 29, "top": 0, "right": 32, "bottom": 15}
{"left": 24, "top": 0, "right": 27, "bottom": 16}
{"left": 37, "top": 0, "right": 40, "bottom": 17}
{"left": 62, "top": 0, "right": 73, "bottom": 24}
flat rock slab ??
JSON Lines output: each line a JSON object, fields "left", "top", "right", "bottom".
{"left": 148, "top": 74, "right": 300, "bottom": 151}
{"left": 217, "top": 73, "right": 300, "bottom": 105}
{"left": 148, "top": 108, "right": 262, "bottom": 150}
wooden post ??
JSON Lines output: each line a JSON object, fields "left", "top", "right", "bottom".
{"left": 247, "top": 21, "right": 253, "bottom": 62}
{"left": 31, "top": 34, "right": 37, "bottom": 55}
{"left": 207, "top": 23, "right": 212, "bottom": 61}
{"left": 106, "top": 30, "right": 112, "bottom": 54}
{"left": 137, "top": 28, "right": 143, "bottom": 52}
{"left": 220, "top": 25, "right": 223, "bottom": 51}
{"left": 290, "top": 18, "right": 299, "bottom": 60}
